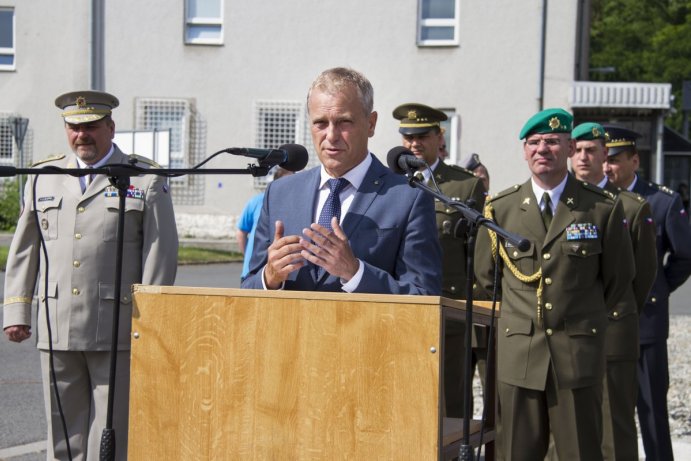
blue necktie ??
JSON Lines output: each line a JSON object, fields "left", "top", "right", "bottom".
{"left": 317, "top": 178, "right": 349, "bottom": 230}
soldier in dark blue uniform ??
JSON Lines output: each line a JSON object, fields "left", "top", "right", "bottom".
{"left": 604, "top": 125, "right": 691, "bottom": 461}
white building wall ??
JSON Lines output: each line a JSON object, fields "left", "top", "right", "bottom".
{"left": 0, "top": 0, "right": 579, "bottom": 228}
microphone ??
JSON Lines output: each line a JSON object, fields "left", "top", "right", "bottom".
{"left": 386, "top": 146, "right": 427, "bottom": 174}
{"left": 224, "top": 144, "right": 309, "bottom": 172}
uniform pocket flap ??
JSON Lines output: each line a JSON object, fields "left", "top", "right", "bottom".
{"left": 503, "top": 315, "right": 533, "bottom": 337}
{"left": 561, "top": 240, "right": 602, "bottom": 258}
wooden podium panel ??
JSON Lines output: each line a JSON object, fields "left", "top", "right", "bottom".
{"left": 129, "top": 286, "right": 456, "bottom": 460}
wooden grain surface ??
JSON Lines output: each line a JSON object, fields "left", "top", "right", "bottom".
{"left": 128, "top": 288, "right": 446, "bottom": 460}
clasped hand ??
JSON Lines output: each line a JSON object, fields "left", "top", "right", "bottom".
{"left": 263, "top": 217, "right": 359, "bottom": 289}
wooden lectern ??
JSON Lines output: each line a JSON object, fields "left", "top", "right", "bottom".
{"left": 128, "top": 286, "right": 497, "bottom": 460}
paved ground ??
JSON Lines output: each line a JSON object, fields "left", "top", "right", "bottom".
{"left": 1, "top": 262, "right": 690, "bottom": 460}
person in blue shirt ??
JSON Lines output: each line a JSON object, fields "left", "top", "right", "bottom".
{"left": 236, "top": 167, "right": 293, "bottom": 280}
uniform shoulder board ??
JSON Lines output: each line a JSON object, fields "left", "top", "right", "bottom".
{"left": 128, "top": 154, "right": 161, "bottom": 168}
{"left": 447, "top": 164, "right": 475, "bottom": 176}
{"left": 581, "top": 181, "right": 615, "bottom": 200}
{"left": 30, "top": 154, "right": 65, "bottom": 167}
{"left": 653, "top": 183, "right": 674, "bottom": 196}
{"left": 488, "top": 184, "right": 521, "bottom": 202}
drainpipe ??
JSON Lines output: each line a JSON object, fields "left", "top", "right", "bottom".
{"left": 537, "top": 0, "right": 548, "bottom": 110}
{"left": 91, "top": 0, "right": 105, "bottom": 90}
{"left": 654, "top": 112, "right": 665, "bottom": 183}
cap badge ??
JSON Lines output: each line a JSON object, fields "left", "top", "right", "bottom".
{"left": 549, "top": 117, "right": 560, "bottom": 130}
{"left": 408, "top": 110, "right": 417, "bottom": 120}
{"left": 592, "top": 127, "right": 601, "bottom": 137}
{"left": 76, "top": 96, "right": 87, "bottom": 109}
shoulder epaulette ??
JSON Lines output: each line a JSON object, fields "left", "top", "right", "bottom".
{"left": 447, "top": 164, "right": 475, "bottom": 176}
{"left": 650, "top": 182, "right": 675, "bottom": 196}
{"left": 128, "top": 154, "right": 160, "bottom": 168}
{"left": 581, "top": 180, "right": 615, "bottom": 201}
{"left": 619, "top": 189, "right": 646, "bottom": 203}
{"left": 487, "top": 184, "right": 522, "bottom": 203}
{"left": 30, "top": 154, "right": 65, "bottom": 167}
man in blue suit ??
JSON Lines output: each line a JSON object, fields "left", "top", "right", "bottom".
{"left": 242, "top": 67, "right": 442, "bottom": 295}
{"left": 604, "top": 125, "right": 691, "bottom": 461}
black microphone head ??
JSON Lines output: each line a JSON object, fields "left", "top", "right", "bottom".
{"left": 386, "top": 146, "right": 413, "bottom": 174}
{"left": 278, "top": 144, "right": 309, "bottom": 172}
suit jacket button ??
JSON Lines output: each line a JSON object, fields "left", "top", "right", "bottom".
{"left": 543, "top": 253, "right": 551, "bottom": 260}
{"left": 545, "top": 302, "right": 552, "bottom": 311}
{"left": 78, "top": 207, "right": 85, "bottom": 213}
{"left": 73, "top": 260, "right": 80, "bottom": 268}
{"left": 544, "top": 277, "right": 553, "bottom": 285}
{"left": 612, "top": 311, "right": 619, "bottom": 317}
{"left": 450, "top": 286, "right": 456, "bottom": 293}
{"left": 592, "top": 328, "right": 597, "bottom": 334}
{"left": 651, "top": 297, "right": 657, "bottom": 303}
{"left": 546, "top": 328, "right": 553, "bottom": 336}
{"left": 72, "top": 288, "right": 80, "bottom": 295}
{"left": 75, "top": 233, "right": 82, "bottom": 240}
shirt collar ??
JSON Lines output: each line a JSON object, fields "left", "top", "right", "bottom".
{"left": 532, "top": 173, "right": 568, "bottom": 207}
{"left": 319, "top": 152, "right": 372, "bottom": 190}
{"left": 626, "top": 174, "right": 639, "bottom": 192}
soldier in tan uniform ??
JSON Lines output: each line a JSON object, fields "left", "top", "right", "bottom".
{"left": 392, "top": 103, "right": 486, "bottom": 418}
{"left": 3, "top": 91, "right": 178, "bottom": 460}
{"left": 571, "top": 122, "right": 657, "bottom": 460}
{"left": 474, "top": 108, "right": 634, "bottom": 460}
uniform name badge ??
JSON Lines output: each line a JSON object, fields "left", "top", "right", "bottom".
{"left": 566, "top": 223, "right": 599, "bottom": 240}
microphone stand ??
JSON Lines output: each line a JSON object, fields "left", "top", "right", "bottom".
{"left": 9, "top": 161, "right": 273, "bottom": 461}
{"left": 404, "top": 173, "right": 529, "bottom": 461}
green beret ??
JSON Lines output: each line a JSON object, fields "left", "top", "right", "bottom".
{"left": 519, "top": 108, "right": 573, "bottom": 140}
{"left": 55, "top": 90, "right": 119, "bottom": 124}
{"left": 572, "top": 122, "right": 607, "bottom": 141}
{"left": 392, "top": 103, "right": 447, "bottom": 135}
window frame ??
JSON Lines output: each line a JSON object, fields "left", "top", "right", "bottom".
{"left": 0, "top": 7, "right": 16, "bottom": 71}
{"left": 417, "top": 0, "right": 460, "bottom": 47}
{"left": 184, "top": 0, "right": 224, "bottom": 46}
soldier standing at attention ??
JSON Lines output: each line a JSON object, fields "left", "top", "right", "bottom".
{"left": 474, "top": 108, "right": 634, "bottom": 460}
{"left": 571, "top": 122, "right": 656, "bottom": 460}
{"left": 3, "top": 90, "right": 178, "bottom": 460}
{"left": 603, "top": 125, "right": 691, "bottom": 461}
{"left": 392, "top": 103, "right": 486, "bottom": 418}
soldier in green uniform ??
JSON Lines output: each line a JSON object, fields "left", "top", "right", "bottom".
{"left": 571, "top": 122, "right": 657, "bottom": 460}
{"left": 392, "top": 103, "right": 486, "bottom": 418}
{"left": 474, "top": 109, "right": 634, "bottom": 460}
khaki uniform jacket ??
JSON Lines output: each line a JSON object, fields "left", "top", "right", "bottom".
{"left": 474, "top": 174, "right": 634, "bottom": 390}
{"left": 603, "top": 182, "right": 657, "bottom": 360}
{"left": 431, "top": 162, "right": 486, "bottom": 299}
{"left": 3, "top": 146, "right": 178, "bottom": 351}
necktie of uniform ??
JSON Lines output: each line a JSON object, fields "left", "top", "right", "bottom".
{"left": 541, "top": 192, "right": 553, "bottom": 230}
{"left": 81, "top": 167, "right": 92, "bottom": 193}
{"left": 317, "top": 178, "right": 349, "bottom": 231}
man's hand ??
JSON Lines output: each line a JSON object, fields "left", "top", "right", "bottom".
{"left": 264, "top": 220, "right": 306, "bottom": 289}
{"left": 4, "top": 325, "right": 31, "bottom": 343}
{"left": 301, "top": 217, "right": 359, "bottom": 281}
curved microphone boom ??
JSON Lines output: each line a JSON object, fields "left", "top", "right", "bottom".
{"left": 225, "top": 144, "right": 309, "bottom": 172}
{"left": 386, "top": 146, "right": 427, "bottom": 174}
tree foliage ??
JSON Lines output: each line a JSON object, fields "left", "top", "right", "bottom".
{"left": 590, "top": 0, "right": 691, "bottom": 130}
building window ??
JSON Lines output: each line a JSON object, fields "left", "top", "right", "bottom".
{"left": 0, "top": 118, "right": 14, "bottom": 164}
{"left": 185, "top": 0, "right": 223, "bottom": 45}
{"left": 135, "top": 98, "right": 206, "bottom": 205}
{"left": 0, "top": 7, "right": 15, "bottom": 70}
{"left": 253, "top": 101, "right": 315, "bottom": 188}
{"left": 417, "top": 0, "right": 460, "bottom": 46}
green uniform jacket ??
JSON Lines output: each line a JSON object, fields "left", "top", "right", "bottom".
{"left": 603, "top": 182, "right": 657, "bottom": 360}
{"left": 431, "top": 161, "right": 486, "bottom": 299}
{"left": 474, "top": 174, "right": 634, "bottom": 390}
{"left": 2, "top": 147, "right": 179, "bottom": 351}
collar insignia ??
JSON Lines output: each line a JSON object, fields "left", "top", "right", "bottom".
{"left": 523, "top": 197, "right": 531, "bottom": 205}
{"left": 567, "top": 197, "right": 574, "bottom": 205}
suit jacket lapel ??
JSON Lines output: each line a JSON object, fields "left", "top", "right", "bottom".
{"left": 544, "top": 175, "right": 577, "bottom": 247}
{"left": 341, "top": 155, "right": 386, "bottom": 237}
